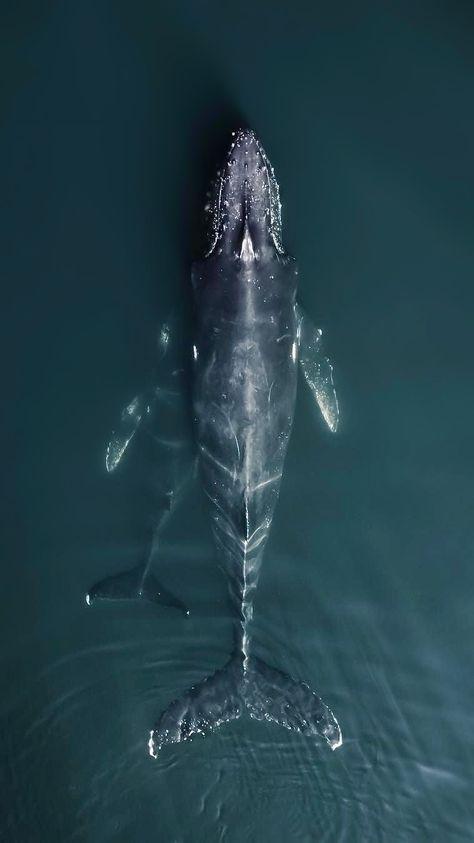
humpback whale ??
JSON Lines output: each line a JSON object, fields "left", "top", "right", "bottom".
{"left": 87, "top": 129, "right": 342, "bottom": 753}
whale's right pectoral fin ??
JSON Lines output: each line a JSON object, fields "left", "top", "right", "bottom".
{"left": 296, "top": 305, "right": 339, "bottom": 433}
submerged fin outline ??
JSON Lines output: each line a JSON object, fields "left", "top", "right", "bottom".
{"left": 86, "top": 562, "right": 189, "bottom": 615}
{"left": 92, "top": 313, "right": 195, "bottom": 614}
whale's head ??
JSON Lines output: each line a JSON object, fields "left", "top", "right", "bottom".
{"left": 203, "top": 129, "right": 284, "bottom": 261}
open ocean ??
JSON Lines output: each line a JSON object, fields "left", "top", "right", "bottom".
{"left": 1, "top": 2, "right": 473, "bottom": 840}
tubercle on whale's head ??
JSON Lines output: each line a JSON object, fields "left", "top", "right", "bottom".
{"left": 203, "top": 129, "right": 284, "bottom": 262}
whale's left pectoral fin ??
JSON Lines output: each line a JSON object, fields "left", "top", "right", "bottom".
{"left": 90, "top": 314, "right": 193, "bottom": 614}
{"left": 296, "top": 304, "right": 339, "bottom": 433}
{"left": 105, "top": 314, "right": 189, "bottom": 473}
{"left": 105, "top": 392, "right": 152, "bottom": 472}
{"left": 105, "top": 383, "right": 187, "bottom": 473}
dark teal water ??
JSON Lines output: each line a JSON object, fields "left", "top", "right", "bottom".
{"left": 2, "top": 2, "right": 474, "bottom": 840}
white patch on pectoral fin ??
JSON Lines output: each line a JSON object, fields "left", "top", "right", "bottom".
{"left": 308, "top": 354, "right": 339, "bottom": 433}
{"left": 105, "top": 381, "right": 183, "bottom": 472}
{"left": 106, "top": 316, "right": 187, "bottom": 472}
{"left": 105, "top": 394, "right": 147, "bottom": 472}
{"left": 296, "top": 304, "right": 339, "bottom": 433}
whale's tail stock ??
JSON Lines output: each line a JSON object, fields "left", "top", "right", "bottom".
{"left": 149, "top": 652, "right": 342, "bottom": 756}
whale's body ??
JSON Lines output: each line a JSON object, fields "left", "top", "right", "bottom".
{"left": 193, "top": 222, "right": 298, "bottom": 664}
{"left": 88, "top": 130, "right": 342, "bottom": 753}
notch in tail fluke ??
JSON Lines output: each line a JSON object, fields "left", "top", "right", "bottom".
{"left": 86, "top": 562, "right": 189, "bottom": 615}
{"left": 149, "top": 653, "right": 342, "bottom": 756}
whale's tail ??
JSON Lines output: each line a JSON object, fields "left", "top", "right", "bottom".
{"left": 149, "top": 653, "right": 342, "bottom": 756}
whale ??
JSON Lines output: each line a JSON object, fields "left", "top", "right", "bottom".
{"left": 87, "top": 129, "right": 342, "bottom": 753}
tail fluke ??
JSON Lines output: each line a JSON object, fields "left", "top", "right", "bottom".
{"left": 149, "top": 655, "right": 243, "bottom": 756}
{"left": 246, "top": 656, "right": 342, "bottom": 749}
{"left": 86, "top": 563, "right": 188, "bottom": 615}
{"left": 149, "top": 653, "right": 342, "bottom": 755}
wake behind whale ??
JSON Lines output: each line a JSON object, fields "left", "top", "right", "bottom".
{"left": 88, "top": 129, "right": 342, "bottom": 753}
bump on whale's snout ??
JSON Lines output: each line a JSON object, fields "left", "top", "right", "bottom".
{"left": 204, "top": 128, "right": 283, "bottom": 259}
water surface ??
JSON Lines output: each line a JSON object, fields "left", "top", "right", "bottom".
{"left": 1, "top": 2, "right": 474, "bottom": 840}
